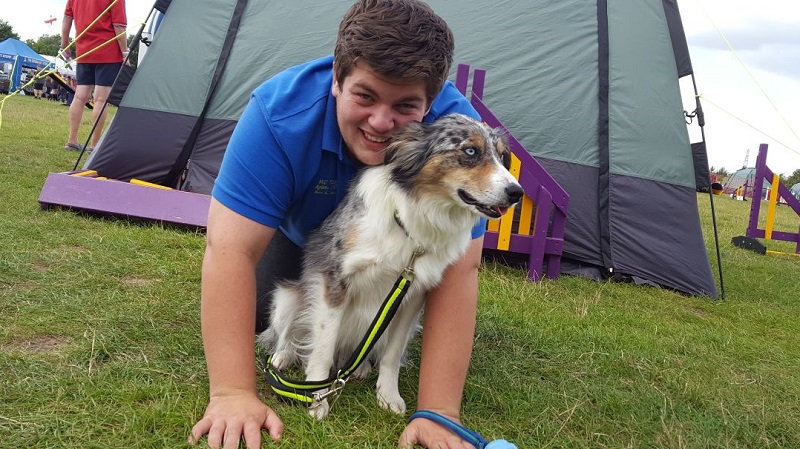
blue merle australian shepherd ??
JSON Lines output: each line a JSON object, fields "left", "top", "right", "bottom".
{"left": 258, "top": 113, "right": 523, "bottom": 419}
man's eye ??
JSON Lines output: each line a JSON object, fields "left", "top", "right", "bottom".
{"left": 463, "top": 147, "right": 477, "bottom": 156}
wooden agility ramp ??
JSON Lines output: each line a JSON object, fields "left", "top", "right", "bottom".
{"left": 456, "top": 64, "right": 570, "bottom": 281}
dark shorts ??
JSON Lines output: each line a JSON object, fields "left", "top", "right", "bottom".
{"left": 76, "top": 62, "right": 123, "bottom": 87}
{"left": 34, "top": 82, "right": 44, "bottom": 90}
{"left": 255, "top": 230, "right": 303, "bottom": 333}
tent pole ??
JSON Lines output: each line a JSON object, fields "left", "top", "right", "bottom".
{"left": 690, "top": 73, "right": 725, "bottom": 299}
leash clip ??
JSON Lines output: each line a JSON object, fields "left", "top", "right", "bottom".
{"left": 403, "top": 247, "right": 426, "bottom": 280}
{"left": 312, "top": 376, "right": 347, "bottom": 403}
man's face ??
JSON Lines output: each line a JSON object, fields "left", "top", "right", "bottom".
{"left": 332, "top": 60, "right": 429, "bottom": 166}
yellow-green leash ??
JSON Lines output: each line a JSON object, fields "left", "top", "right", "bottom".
{"left": 264, "top": 247, "right": 425, "bottom": 404}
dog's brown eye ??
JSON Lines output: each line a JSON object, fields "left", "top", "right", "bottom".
{"left": 463, "top": 147, "right": 477, "bottom": 157}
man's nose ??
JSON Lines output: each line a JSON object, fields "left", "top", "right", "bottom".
{"left": 368, "top": 105, "right": 396, "bottom": 133}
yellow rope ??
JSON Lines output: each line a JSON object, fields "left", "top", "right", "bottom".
{"left": 698, "top": 94, "right": 800, "bottom": 157}
{"left": 58, "top": 0, "right": 121, "bottom": 61}
{"left": 698, "top": 1, "right": 800, "bottom": 149}
{"left": 0, "top": 0, "right": 126, "bottom": 130}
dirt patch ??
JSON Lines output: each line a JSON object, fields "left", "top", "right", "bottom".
{"left": 686, "top": 306, "right": 710, "bottom": 319}
{"left": 0, "top": 335, "right": 72, "bottom": 354}
{"left": 118, "top": 276, "right": 157, "bottom": 287}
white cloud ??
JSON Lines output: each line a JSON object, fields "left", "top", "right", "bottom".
{"left": 678, "top": 0, "right": 800, "bottom": 175}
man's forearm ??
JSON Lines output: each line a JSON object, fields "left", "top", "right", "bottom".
{"left": 113, "top": 25, "right": 128, "bottom": 55}
{"left": 416, "top": 239, "right": 482, "bottom": 419}
{"left": 61, "top": 16, "right": 73, "bottom": 49}
{"left": 201, "top": 248, "right": 259, "bottom": 395}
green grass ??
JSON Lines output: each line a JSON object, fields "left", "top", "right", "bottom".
{"left": 1, "top": 96, "right": 800, "bottom": 448}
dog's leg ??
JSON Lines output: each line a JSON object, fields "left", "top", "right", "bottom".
{"left": 263, "top": 285, "right": 304, "bottom": 370}
{"left": 305, "top": 298, "right": 345, "bottom": 420}
{"left": 375, "top": 297, "right": 424, "bottom": 415}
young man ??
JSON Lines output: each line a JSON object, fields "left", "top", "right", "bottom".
{"left": 61, "top": 0, "right": 128, "bottom": 151}
{"left": 189, "top": 1, "right": 484, "bottom": 448}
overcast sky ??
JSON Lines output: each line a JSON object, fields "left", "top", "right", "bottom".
{"left": 5, "top": 0, "right": 800, "bottom": 175}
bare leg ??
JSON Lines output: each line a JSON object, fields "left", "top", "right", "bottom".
{"left": 67, "top": 85, "right": 93, "bottom": 146}
{"left": 89, "top": 85, "right": 113, "bottom": 148}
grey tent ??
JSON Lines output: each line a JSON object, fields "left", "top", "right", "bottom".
{"left": 67, "top": 0, "right": 718, "bottom": 297}
{"left": 723, "top": 167, "right": 771, "bottom": 199}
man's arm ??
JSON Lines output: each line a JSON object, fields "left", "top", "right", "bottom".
{"left": 60, "top": 15, "right": 73, "bottom": 58}
{"left": 189, "top": 198, "right": 284, "bottom": 448}
{"left": 400, "top": 237, "right": 483, "bottom": 448}
{"left": 113, "top": 24, "right": 128, "bottom": 59}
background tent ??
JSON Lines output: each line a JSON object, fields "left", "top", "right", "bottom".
{"left": 0, "top": 38, "right": 51, "bottom": 92}
{"left": 80, "top": 0, "right": 717, "bottom": 297}
{"left": 722, "top": 167, "right": 771, "bottom": 199}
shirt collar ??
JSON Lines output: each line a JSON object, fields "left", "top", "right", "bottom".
{"left": 321, "top": 86, "right": 345, "bottom": 159}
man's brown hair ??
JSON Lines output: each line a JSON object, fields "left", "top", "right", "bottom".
{"left": 333, "top": 0, "right": 455, "bottom": 102}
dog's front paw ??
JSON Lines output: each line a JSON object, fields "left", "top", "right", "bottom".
{"left": 377, "top": 389, "right": 406, "bottom": 415}
{"left": 270, "top": 350, "right": 295, "bottom": 371}
{"left": 308, "top": 397, "right": 330, "bottom": 420}
{"left": 350, "top": 360, "right": 372, "bottom": 379}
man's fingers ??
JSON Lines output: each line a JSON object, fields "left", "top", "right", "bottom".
{"left": 242, "top": 420, "right": 263, "bottom": 449}
{"left": 206, "top": 420, "right": 227, "bottom": 449}
{"left": 398, "top": 426, "right": 419, "bottom": 448}
{"left": 188, "top": 417, "right": 212, "bottom": 445}
{"left": 222, "top": 421, "right": 244, "bottom": 449}
{"left": 264, "top": 408, "right": 285, "bottom": 440}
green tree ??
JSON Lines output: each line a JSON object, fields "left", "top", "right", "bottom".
{"left": 785, "top": 168, "right": 800, "bottom": 188}
{"left": 1, "top": 20, "right": 21, "bottom": 41}
{"left": 26, "top": 34, "right": 61, "bottom": 57}
{"left": 126, "top": 34, "right": 139, "bottom": 68}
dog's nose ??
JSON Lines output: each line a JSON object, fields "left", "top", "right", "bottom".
{"left": 505, "top": 183, "right": 524, "bottom": 204}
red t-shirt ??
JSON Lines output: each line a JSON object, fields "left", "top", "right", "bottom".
{"left": 65, "top": 0, "right": 127, "bottom": 63}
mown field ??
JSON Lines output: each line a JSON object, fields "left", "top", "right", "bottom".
{"left": 1, "top": 96, "right": 799, "bottom": 448}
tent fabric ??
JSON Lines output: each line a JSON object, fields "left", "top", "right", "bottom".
{"left": 84, "top": 0, "right": 717, "bottom": 297}
{"left": 0, "top": 38, "right": 51, "bottom": 92}
{"left": 723, "top": 167, "right": 770, "bottom": 198}
{"left": 791, "top": 183, "right": 800, "bottom": 200}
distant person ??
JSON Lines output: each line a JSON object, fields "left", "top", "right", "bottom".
{"left": 33, "top": 75, "right": 44, "bottom": 99}
{"left": 44, "top": 76, "right": 55, "bottom": 100}
{"left": 60, "top": 0, "right": 128, "bottom": 151}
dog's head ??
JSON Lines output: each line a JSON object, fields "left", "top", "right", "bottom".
{"left": 384, "top": 113, "right": 523, "bottom": 219}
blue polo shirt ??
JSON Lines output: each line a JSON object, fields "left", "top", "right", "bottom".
{"left": 212, "top": 56, "right": 485, "bottom": 247}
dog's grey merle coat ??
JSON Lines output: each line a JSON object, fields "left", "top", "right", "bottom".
{"left": 258, "top": 113, "right": 523, "bottom": 419}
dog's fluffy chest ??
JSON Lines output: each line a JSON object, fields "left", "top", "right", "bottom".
{"left": 338, "top": 169, "right": 476, "bottom": 297}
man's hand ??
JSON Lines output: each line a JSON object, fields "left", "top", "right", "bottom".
{"left": 189, "top": 391, "right": 284, "bottom": 449}
{"left": 399, "top": 414, "right": 474, "bottom": 449}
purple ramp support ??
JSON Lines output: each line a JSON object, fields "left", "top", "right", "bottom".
{"left": 38, "top": 172, "right": 211, "bottom": 228}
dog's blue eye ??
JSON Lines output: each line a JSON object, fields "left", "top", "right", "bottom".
{"left": 463, "top": 147, "right": 477, "bottom": 156}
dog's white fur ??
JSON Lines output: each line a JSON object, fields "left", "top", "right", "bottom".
{"left": 258, "top": 113, "right": 523, "bottom": 419}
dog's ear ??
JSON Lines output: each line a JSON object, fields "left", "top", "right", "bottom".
{"left": 385, "top": 121, "right": 432, "bottom": 188}
{"left": 384, "top": 121, "right": 426, "bottom": 164}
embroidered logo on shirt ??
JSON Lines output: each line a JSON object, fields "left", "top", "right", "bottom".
{"left": 313, "top": 179, "right": 337, "bottom": 195}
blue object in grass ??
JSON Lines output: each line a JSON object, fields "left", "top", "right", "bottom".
{"left": 408, "top": 410, "right": 518, "bottom": 449}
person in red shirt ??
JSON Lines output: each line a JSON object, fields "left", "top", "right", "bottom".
{"left": 60, "top": 0, "right": 128, "bottom": 152}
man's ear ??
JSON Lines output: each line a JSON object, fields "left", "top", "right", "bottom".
{"left": 331, "top": 76, "right": 340, "bottom": 98}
